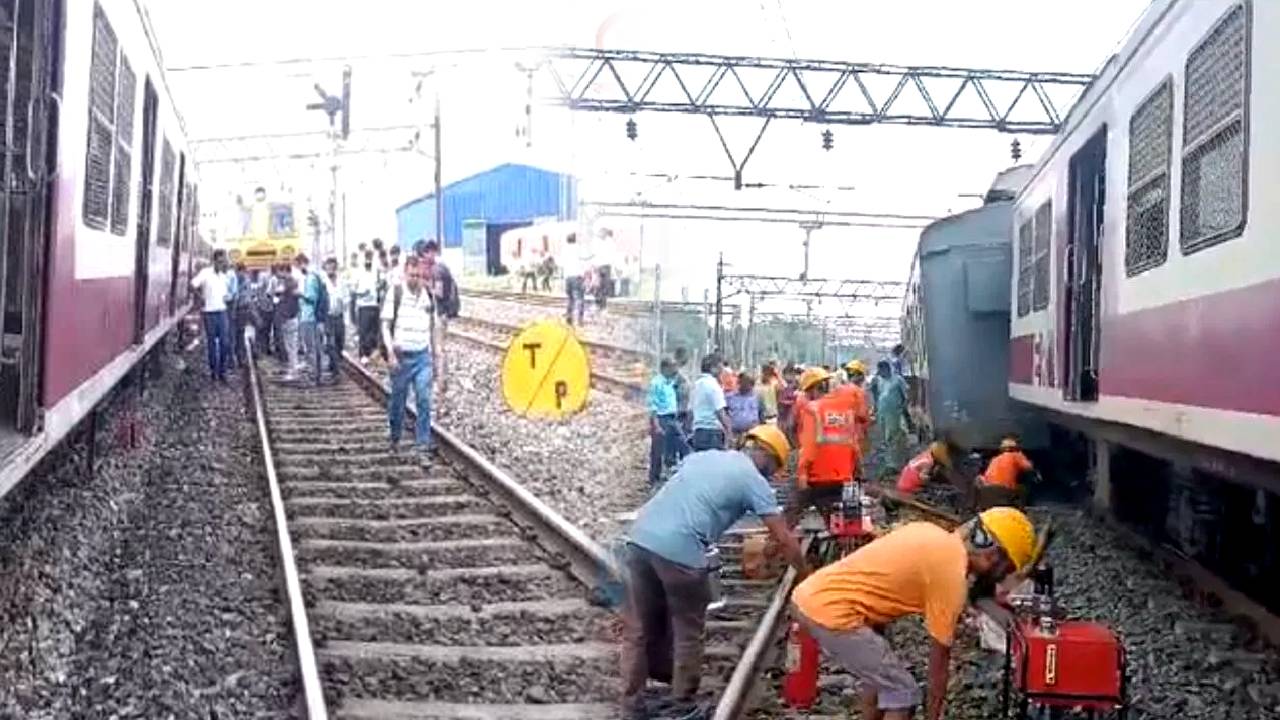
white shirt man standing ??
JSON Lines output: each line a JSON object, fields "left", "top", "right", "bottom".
{"left": 190, "top": 249, "right": 234, "bottom": 384}
{"left": 381, "top": 255, "right": 447, "bottom": 458}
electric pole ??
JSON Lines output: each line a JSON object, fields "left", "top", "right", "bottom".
{"left": 799, "top": 220, "right": 823, "bottom": 280}
{"left": 433, "top": 91, "right": 443, "bottom": 248}
{"left": 713, "top": 253, "right": 724, "bottom": 353}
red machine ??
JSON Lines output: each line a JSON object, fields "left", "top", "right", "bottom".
{"left": 781, "top": 621, "right": 820, "bottom": 708}
{"left": 1001, "top": 568, "right": 1128, "bottom": 718}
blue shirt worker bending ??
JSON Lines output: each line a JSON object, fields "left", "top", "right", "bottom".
{"left": 620, "top": 425, "right": 810, "bottom": 719}
{"left": 380, "top": 255, "right": 447, "bottom": 458}
{"left": 648, "top": 357, "right": 692, "bottom": 486}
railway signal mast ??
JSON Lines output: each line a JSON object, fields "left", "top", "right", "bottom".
{"left": 306, "top": 66, "right": 352, "bottom": 260}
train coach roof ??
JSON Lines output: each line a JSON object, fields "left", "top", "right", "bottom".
{"left": 918, "top": 201, "right": 1014, "bottom": 256}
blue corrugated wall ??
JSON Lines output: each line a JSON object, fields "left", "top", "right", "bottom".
{"left": 395, "top": 163, "right": 577, "bottom": 250}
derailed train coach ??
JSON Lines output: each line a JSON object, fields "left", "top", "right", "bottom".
{"left": 901, "top": 166, "right": 1048, "bottom": 454}
{"left": 1008, "top": 0, "right": 1280, "bottom": 595}
{"left": 0, "top": 0, "right": 202, "bottom": 497}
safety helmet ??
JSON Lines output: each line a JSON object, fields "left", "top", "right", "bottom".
{"left": 999, "top": 437, "right": 1020, "bottom": 451}
{"left": 978, "top": 507, "right": 1036, "bottom": 572}
{"left": 798, "top": 367, "right": 833, "bottom": 392}
{"left": 844, "top": 360, "right": 868, "bottom": 376}
{"left": 743, "top": 424, "right": 791, "bottom": 466}
{"left": 929, "top": 440, "right": 953, "bottom": 468}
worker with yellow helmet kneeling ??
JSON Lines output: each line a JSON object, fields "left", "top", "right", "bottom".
{"left": 790, "top": 507, "right": 1036, "bottom": 720}
{"left": 620, "top": 424, "right": 812, "bottom": 720}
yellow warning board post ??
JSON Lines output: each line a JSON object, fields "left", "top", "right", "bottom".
{"left": 501, "top": 320, "right": 591, "bottom": 419}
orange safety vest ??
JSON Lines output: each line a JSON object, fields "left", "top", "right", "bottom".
{"left": 831, "top": 384, "right": 872, "bottom": 443}
{"left": 798, "top": 395, "right": 858, "bottom": 485}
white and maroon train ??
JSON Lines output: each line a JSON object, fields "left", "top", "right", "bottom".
{"left": 0, "top": 0, "right": 204, "bottom": 497}
{"left": 1009, "top": 0, "right": 1278, "bottom": 496}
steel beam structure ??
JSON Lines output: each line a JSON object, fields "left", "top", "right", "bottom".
{"left": 722, "top": 275, "right": 905, "bottom": 303}
{"left": 549, "top": 47, "right": 1095, "bottom": 187}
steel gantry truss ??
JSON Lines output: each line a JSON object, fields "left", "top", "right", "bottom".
{"left": 548, "top": 47, "right": 1096, "bottom": 186}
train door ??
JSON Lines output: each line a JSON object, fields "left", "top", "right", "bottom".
{"left": 1064, "top": 128, "right": 1106, "bottom": 402}
{"left": 0, "top": 0, "right": 59, "bottom": 437}
{"left": 132, "top": 79, "right": 156, "bottom": 344}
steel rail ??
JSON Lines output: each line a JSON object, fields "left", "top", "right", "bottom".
{"left": 712, "top": 535, "right": 813, "bottom": 720}
{"left": 446, "top": 326, "right": 645, "bottom": 398}
{"left": 341, "top": 353, "right": 621, "bottom": 585}
{"left": 244, "top": 339, "right": 328, "bottom": 720}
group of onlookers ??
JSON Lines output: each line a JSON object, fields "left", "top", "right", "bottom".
{"left": 189, "top": 238, "right": 459, "bottom": 458}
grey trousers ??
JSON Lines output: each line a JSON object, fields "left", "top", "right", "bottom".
{"left": 620, "top": 544, "right": 711, "bottom": 710}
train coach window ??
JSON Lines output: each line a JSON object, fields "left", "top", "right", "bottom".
{"left": 1016, "top": 219, "right": 1032, "bottom": 317}
{"left": 109, "top": 56, "right": 135, "bottom": 236}
{"left": 1032, "top": 201, "right": 1052, "bottom": 311}
{"left": 156, "top": 138, "right": 175, "bottom": 246}
{"left": 1181, "top": 4, "right": 1248, "bottom": 254}
{"left": 1124, "top": 79, "right": 1173, "bottom": 276}
{"left": 83, "top": 4, "right": 136, "bottom": 236}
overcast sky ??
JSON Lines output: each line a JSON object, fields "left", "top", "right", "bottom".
{"left": 149, "top": 0, "right": 1151, "bottom": 309}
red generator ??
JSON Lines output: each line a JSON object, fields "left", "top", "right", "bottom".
{"left": 1002, "top": 616, "right": 1128, "bottom": 719}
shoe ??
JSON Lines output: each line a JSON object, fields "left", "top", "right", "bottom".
{"left": 415, "top": 446, "right": 440, "bottom": 465}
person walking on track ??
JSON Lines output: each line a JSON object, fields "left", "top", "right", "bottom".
{"left": 647, "top": 357, "right": 690, "bottom": 487}
{"left": 868, "top": 359, "right": 912, "bottom": 477}
{"left": 319, "top": 257, "right": 346, "bottom": 383}
{"left": 620, "top": 424, "right": 810, "bottom": 720}
{"left": 689, "top": 353, "right": 733, "bottom": 451}
{"left": 790, "top": 507, "right": 1037, "bottom": 720}
{"left": 381, "top": 255, "right": 446, "bottom": 458}
{"left": 190, "top": 249, "right": 234, "bottom": 384}
{"left": 354, "top": 251, "right": 381, "bottom": 365}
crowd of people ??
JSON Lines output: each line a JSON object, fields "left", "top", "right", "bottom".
{"left": 632, "top": 343, "right": 1043, "bottom": 720}
{"left": 189, "top": 238, "right": 458, "bottom": 458}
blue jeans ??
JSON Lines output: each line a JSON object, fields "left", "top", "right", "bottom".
{"left": 565, "top": 276, "right": 586, "bottom": 325}
{"left": 648, "top": 415, "right": 691, "bottom": 485}
{"left": 691, "top": 427, "right": 725, "bottom": 452}
{"left": 388, "top": 349, "right": 433, "bottom": 447}
{"left": 201, "top": 311, "right": 229, "bottom": 380}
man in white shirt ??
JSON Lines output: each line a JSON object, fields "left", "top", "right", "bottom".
{"left": 319, "top": 256, "right": 347, "bottom": 383}
{"left": 561, "top": 232, "right": 593, "bottom": 326}
{"left": 354, "top": 251, "right": 382, "bottom": 365}
{"left": 190, "top": 249, "right": 234, "bottom": 384}
{"left": 381, "top": 255, "right": 447, "bottom": 457}
{"left": 386, "top": 245, "right": 404, "bottom": 289}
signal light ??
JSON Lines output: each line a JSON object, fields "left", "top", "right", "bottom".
{"left": 626, "top": 117, "right": 637, "bottom": 141}
{"left": 821, "top": 128, "right": 833, "bottom": 151}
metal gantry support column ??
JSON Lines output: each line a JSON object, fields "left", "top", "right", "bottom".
{"left": 433, "top": 92, "right": 444, "bottom": 246}
{"left": 713, "top": 253, "right": 725, "bottom": 354}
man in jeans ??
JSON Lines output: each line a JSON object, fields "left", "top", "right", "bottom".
{"left": 189, "top": 250, "right": 234, "bottom": 383}
{"left": 381, "top": 255, "right": 446, "bottom": 457}
{"left": 647, "top": 358, "right": 690, "bottom": 487}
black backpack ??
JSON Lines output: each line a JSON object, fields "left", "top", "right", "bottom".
{"left": 436, "top": 264, "right": 460, "bottom": 319}
{"left": 313, "top": 272, "right": 330, "bottom": 323}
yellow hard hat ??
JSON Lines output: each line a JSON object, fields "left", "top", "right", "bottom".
{"left": 1000, "top": 437, "right": 1020, "bottom": 451}
{"left": 743, "top": 424, "right": 791, "bottom": 465}
{"left": 844, "top": 360, "right": 868, "bottom": 376}
{"left": 929, "top": 440, "right": 952, "bottom": 468}
{"left": 798, "top": 367, "right": 833, "bottom": 392}
{"left": 979, "top": 507, "right": 1036, "bottom": 572}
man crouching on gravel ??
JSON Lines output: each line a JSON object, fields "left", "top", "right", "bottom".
{"left": 619, "top": 424, "right": 810, "bottom": 720}
{"left": 789, "top": 507, "right": 1036, "bottom": 720}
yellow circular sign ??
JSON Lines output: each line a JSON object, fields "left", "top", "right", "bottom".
{"left": 501, "top": 320, "right": 591, "bottom": 419}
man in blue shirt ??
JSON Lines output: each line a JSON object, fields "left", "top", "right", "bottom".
{"left": 620, "top": 424, "right": 809, "bottom": 719}
{"left": 689, "top": 352, "right": 733, "bottom": 451}
{"left": 648, "top": 358, "right": 691, "bottom": 486}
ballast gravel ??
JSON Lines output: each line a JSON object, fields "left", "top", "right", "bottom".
{"left": 0, "top": 346, "right": 297, "bottom": 718}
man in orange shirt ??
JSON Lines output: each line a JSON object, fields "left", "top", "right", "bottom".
{"left": 790, "top": 508, "right": 1037, "bottom": 720}
{"left": 836, "top": 360, "right": 873, "bottom": 452}
{"left": 795, "top": 367, "right": 862, "bottom": 520}
{"left": 975, "top": 436, "right": 1040, "bottom": 510}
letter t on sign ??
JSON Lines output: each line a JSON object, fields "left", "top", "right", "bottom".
{"left": 523, "top": 342, "right": 542, "bottom": 369}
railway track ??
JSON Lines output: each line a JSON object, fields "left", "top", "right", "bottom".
{"left": 462, "top": 288, "right": 714, "bottom": 320}
{"left": 448, "top": 315, "right": 648, "bottom": 398}
{"left": 247, "top": 351, "right": 624, "bottom": 719}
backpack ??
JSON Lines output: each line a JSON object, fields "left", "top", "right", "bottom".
{"left": 313, "top": 272, "right": 330, "bottom": 323}
{"left": 436, "top": 264, "right": 460, "bottom": 319}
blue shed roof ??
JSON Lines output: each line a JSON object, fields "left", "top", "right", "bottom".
{"left": 395, "top": 163, "right": 577, "bottom": 250}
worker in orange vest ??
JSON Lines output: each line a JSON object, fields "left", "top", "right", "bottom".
{"left": 836, "top": 360, "right": 873, "bottom": 453}
{"left": 796, "top": 367, "right": 860, "bottom": 520}
{"left": 974, "top": 436, "right": 1040, "bottom": 510}
{"left": 896, "top": 440, "right": 957, "bottom": 496}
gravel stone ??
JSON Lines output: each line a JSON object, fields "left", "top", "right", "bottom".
{"left": 0, "top": 344, "right": 297, "bottom": 718}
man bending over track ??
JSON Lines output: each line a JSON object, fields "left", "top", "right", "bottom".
{"left": 620, "top": 425, "right": 810, "bottom": 720}
{"left": 790, "top": 507, "right": 1036, "bottom": 720}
